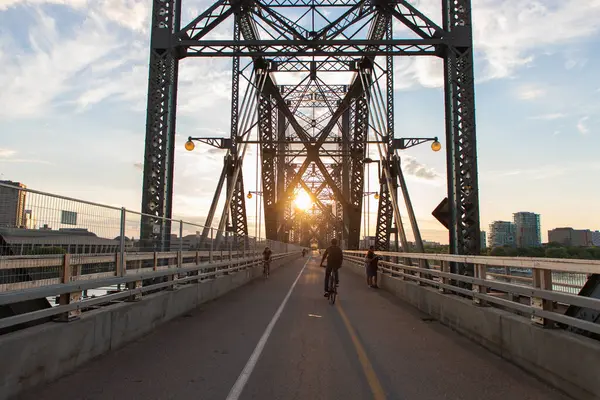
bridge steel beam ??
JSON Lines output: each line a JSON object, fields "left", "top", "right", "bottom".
{"left": 258, "top": 88, "right": 278, "bottom": 240}
{"left": 140, "top": 0, "right": 481, "bottom": 256}
{"left": 374, "top": 21, "right": 395, "bottom": 252}
{"left": 140, "top": 0, "right": 182, "bottom": 251}
{"left": 442, "top": 0, "right": 481, "bottom": 261}
{"left": 228, "top": 15, "right": 249, "bottom": 246}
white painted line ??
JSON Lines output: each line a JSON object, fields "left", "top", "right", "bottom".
{"left": 225, "top": 256, "right": 311, "bottom": 400}
{"left": 308, "top": 314, "right": 322, "bottom": 318}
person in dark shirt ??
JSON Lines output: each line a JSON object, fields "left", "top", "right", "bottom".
{"left": 365, "top": 245, "right": 379, "bottom": 288}
{"left": 263, "top": 247, "right": 272, "bottom": 277}
{"left": 319, "top": 238, "right": 344, "bottom": 297}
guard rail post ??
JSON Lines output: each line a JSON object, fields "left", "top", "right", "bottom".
{"left": 56, "top": 254, "right": 81, "bottom": 322}
{"left": 440, "top": 260, "right": 450, "bottom": 293}
{"left": 531, "top": 267, "right": 553, "bottom": 327}
{"left": 473, "top": 263, "right": 488, "bottom": 306}
{"left": 117, "top": 207, "right": 126, "bottom": 277}
{"left": 209, "top": 227, "right": 214, "bottom": 263}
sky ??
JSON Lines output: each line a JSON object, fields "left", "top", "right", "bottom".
{"left": 0, "top": 0, "right": 599, "bottom": 244}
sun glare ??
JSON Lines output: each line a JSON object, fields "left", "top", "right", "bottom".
{"left": 294, "top": 191, "right": 312, "bottom": 211}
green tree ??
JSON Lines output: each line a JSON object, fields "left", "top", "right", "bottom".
{"left": 590, "top": 247, "right": 600, "bottom": 260}
{"left": 528, "top": 247, "right": 546, "bottom": 258}
{"left": 576, "top": 249, "right": 593, "bottom": 260}
{"left": 503, "top": 246, "right": 518, "bottom": 257}
{"left": 490, "top": 247, "right": 506, "bottom": 256}
{"left": 545, "top": 247, "right": 569, "bottom": 259}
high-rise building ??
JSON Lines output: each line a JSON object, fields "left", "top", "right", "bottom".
{"left": 489, "top": 221, "right": 516, "bottom": 248}
{"left": 513, "top": 212, "right": 541, "bottom": 248}
{"left": 549, "top": 228, "right": 594, "bottom": 247}
{"left": 480, "top": 231, "right": 487, "bottom": 249}
{"left": 0, "top": 181, "right": 27, "bottom": 228}
{"left": 593, "top": 231, "right": 600, "bottom": 247}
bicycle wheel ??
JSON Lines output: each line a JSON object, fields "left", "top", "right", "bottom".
{"left": 329, "top": 278, "right": 336, "bottom": 305}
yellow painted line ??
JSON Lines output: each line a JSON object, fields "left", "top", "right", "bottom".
{"left": 337, "top": 303, "right": 387, "bottom": 400}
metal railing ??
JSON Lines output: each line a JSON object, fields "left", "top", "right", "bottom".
{"left": 0, "top": 182, "right": 301, "bottom": 331}
{"left": 344, "top": 250, "right": 600, "bottom": 336}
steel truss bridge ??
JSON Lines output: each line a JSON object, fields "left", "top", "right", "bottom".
{"left": 140, "top": 0, "right": 480, "bottom": 268}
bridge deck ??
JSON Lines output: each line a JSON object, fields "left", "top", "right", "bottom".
{"left": 21, "top": 256, "right": 569, "bottom": 400}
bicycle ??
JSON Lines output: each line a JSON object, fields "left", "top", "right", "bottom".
{"left": 326, "top": 267, "right": 338, "bottom": 305}
{"left": 263, "top": 259, "right": 270, "bottom": 279}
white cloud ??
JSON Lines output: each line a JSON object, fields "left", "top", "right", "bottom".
{"left": 565, "top": 57, "right": 587, "bottom": 70}
{"left": 0, "top": 148, "right": 16, "bottom": 158}
{"left": 0, "top": 8, "right": 123, "bottom": 119}
{"left": 577, "top": 116, "right": 590, "bottom": 135}
{"left": 485, "top": 161, "right": 600, "bottom": 181}
{"left": 472, "top": 0, "right": 600, "bottom": 80}
{"left": 529, "top": 113, "right": 566, "bottom": 120}
{"left": 394, "top": 58, "right": 443, "bottom": 90}
{"left": 0, "top": 148, "right": 51, "bottom": 164}
{"left": 401, "top": 156, "right": 441, "bottom": 181}
{"left": 0, "top": 0, "right": 149, "bottom": 30}
{"left": 392, "top": 0, "right": 600, "bottom": 89}
{"left": 516, "top": 85, "right": 545, "bottom": 100}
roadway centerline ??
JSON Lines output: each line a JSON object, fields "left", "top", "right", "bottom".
{"left": 225, "top": 256, "right": 311, "bottom": 400}
{"left": 337, "top": 300, "right": 387, "bottom": 400}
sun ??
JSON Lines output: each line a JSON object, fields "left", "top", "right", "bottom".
{"left": 294, "top": 190, "right": 312, "bottom": 211}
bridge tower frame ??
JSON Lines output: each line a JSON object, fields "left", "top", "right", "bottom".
{"left": 139, "top": 0, "right": 481, "bottom": 258}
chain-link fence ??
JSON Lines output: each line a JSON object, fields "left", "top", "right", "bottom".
{"left": 0, "top": 182, "right": 300, "bottom": 297}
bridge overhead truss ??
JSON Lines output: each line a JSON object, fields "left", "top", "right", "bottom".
{"left": 140, "top": 0, "right": 481, "bottom": 255}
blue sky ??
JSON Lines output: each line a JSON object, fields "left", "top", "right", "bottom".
{"left": 0, "top": 0, "right": 599, "bottom": 243}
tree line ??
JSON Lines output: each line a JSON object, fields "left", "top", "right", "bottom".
{"left": 414, "top": 243, "right": 600, "bottom": 260}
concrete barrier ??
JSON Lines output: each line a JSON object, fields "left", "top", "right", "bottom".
{"left": 0, "top": 255, "right": 299, "bottom": 400}
{"left": 344, "top": 260, "right": 600, "bottom": 400}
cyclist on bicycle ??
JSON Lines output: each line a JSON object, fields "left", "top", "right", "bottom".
{"left": 319, "top": 238, "right": 343, "bottom": 297}
{"left": 263, "top": 246, "right": 272, "bottom": 276}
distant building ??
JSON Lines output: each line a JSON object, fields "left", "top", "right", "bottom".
{"left": 423, "top": 240, "right": 442, "bottom": 247}
{"left": 593, "top": 231, "right": 600, "bottom": 247}
{"left": 480, "top": 231, "right": 487, "bottom": 249}
{"left": 513, "top": 212, "right": 541, "bottom": 248}
{"left": 548, "top": 228, "right": 594, "bottom": 247}
{"left": 0, "top": 181, "right": 27, "bottom": 228}
{"left": 0, "top": 227, "right": 119, "bottom": 256}
{"left": 489, "top": 221, "right": 516, "bottom": 248}
{"left": 360, "top": 236, "right": 376, "bottom": 250}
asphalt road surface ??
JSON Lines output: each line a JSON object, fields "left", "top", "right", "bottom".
{"left": 19, "top": 255, "right": 571, "bottom": 400}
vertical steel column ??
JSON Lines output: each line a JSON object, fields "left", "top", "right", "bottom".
{"left": 375, "top": 19, "right": 396, "bottom": 252}
{"left": 442, "top": 0, "right": 480, "bottom": 261}
{"left": 348, "top": 91, "right": 368, "bottom": 249}
{"left": 140, "top": 0, "right": 181, "bottom": 251}
{"left": 276, "top": 108, "right": 287, "bottom": 242}
{"left": 228, "top": 16, "right": 248, "bottom": 249}
{"left": 341, "top": 106, "right": 351, "bottom": 246}
{"left": 230, "top": 168, "right": 249, "bottom": 248}
{"left": 258, "top": 76, "right": 278, "bottom": 240}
